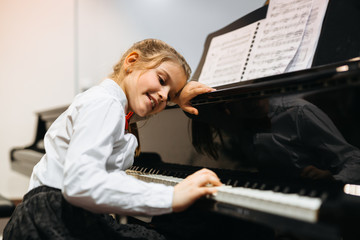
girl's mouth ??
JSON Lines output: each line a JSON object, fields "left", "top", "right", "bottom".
{"left": 147, "top": 93, "right": 156, "bottom": 109}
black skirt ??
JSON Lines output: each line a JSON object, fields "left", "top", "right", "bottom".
{"left": 3, "top": 186, "right": 166, "bottom": 240}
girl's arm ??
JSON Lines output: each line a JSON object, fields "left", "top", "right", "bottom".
{"left": 173, "top": 81, "right": 215, "bottom": 115}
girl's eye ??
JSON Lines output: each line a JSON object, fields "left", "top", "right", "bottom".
{"left": 158, "top": 76, "right": 165, "bottom": 85}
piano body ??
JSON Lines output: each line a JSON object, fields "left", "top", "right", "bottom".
{"left": 127, "top": 0, "right": 360, "bottom": 239}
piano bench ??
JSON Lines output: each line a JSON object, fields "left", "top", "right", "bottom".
{"left": 0, "top": 195, "right": 15, "bottom": 218}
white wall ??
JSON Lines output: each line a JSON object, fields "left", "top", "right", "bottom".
{"left": 0, "top": 0, "right": 264, "bottom": 199}
{"left": 0, "top": 0, "right": 75, "bottom": 198}
{"left": 77, "top": 0, "right": 265, "bottom": 90}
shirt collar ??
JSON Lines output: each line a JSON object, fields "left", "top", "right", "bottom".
{"left": 100, "top": 78, "right": 129, "bottom": 112}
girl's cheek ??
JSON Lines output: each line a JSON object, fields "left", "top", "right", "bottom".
{"left": 157, "top": 103, "right": 167, "bottom": 113}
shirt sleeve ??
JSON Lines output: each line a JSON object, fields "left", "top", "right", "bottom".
{"left": 62, "top": 97, "right": 174, "bottom": 216}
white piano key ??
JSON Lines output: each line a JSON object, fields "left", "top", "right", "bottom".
{"left": 212, "top": 186, "right": 322, "bottom": 223}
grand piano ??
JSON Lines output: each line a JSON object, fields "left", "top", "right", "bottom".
{"left": 10, "top": 0, "right": 360, "bottom": 239}
{"left": 125, "top": 0, "right": 360, "bottom": 239}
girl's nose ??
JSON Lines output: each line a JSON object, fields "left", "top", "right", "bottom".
{"left": 159, "top": 87, "right": 169, "bottom": 103}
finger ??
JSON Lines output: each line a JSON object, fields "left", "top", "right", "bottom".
{"left": 194, "top": 174, "right": 222, "bottom": 187}
{"left": 187, "top": 87, "right": 214, "bottom": 97}
{"left": 188, "top": 81, "right": 216, "bottom": 91}
{"left": 199, "top": 187, "right": 218, "bottom": 196}
{"left": 193, "top": 168, "right": 220, "bottom": 182}
{"left": 181, "top": 85, "right": 213, "bottom": 97}
{"left": 198, "top": 168, "right": 219, "bottom": 177}
{"left": 181, "top": 105, "right": 198, "bottom": 115}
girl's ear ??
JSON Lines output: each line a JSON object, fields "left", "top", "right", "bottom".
{"left": 124, "top": 51, "right": 139, "bottom": 70}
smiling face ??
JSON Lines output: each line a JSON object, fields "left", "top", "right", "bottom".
{"left": 122, "top": 60, "right": 187, "bottom": 117}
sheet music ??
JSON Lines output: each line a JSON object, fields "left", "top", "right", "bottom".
{"left": 198, "top": 0, "right": 329, "bottom": 87}
{"left": 242, "top": 0, "right": 313, "bottom": 81}
{"left": 286, "top": 0, "right": 329, "bottom": 71}
{"left": 198, "top": 21, "right": 262, "bottom": 87}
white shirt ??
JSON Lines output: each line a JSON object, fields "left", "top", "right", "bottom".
{"left": 29, "top": 79, "right": 174, "bottom": 216}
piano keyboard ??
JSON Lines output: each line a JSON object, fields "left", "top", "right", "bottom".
{"left": 126, "top": 168, "right": 323, "bottom": 223}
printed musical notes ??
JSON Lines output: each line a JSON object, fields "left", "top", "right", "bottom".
{"left": 198, "top": 0, "right": 329, "bottom": 87}
{"left": 243, "top": 0, "right": 313, "bottom": 80}
{"left": 286, "top": 0, "right": 329, "bottom": 71}
{"left": 198, "top": 22, "right": 261, "bottom": 87}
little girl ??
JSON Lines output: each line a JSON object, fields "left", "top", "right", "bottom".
{"left": 4, "top": 39, "right": 221, "bottom": 239}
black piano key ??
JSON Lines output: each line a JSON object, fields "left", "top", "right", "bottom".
{"left": 273, "top": 185, "right": 281, "bottom": 192}
{"left": 320, "top": 192, "right": 328, "bottom": 200}
{"left": 309, "top": 190, "right": 317, "bottom": 197}
{"left": 298, "top": 188, "right": 306, "bottom": 196}
{"left": 226, "top": 179, "right": 232, "bottom": 185}
{"left": 233, "top": 180, "right": 239, "bottom": 187}
{"left": 283, "top": 186, "right": 290, "bottom": 193}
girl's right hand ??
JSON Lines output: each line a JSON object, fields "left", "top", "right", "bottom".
{"left": 173, "top": 81, "right": 215, "bottom": 115}
{"left": 172, "top": 168, "right": 222, "bottom": 212}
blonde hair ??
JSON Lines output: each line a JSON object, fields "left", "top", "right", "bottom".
{"left": 109, "top": 38, "right": 191, "bottom": 82}
{"left": 110, "top": 39, "right": 192, "bottom": 156}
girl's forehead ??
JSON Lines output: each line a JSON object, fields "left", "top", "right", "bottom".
{"left": 159, "top": 61, "right": 186, "bottom": 80}
{"left": 158, "top": 61, "right": 187, "bottom": 94}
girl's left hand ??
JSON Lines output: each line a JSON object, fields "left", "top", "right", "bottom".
{"left": 173, "top": 81, "right": 215, "bottom": 115}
